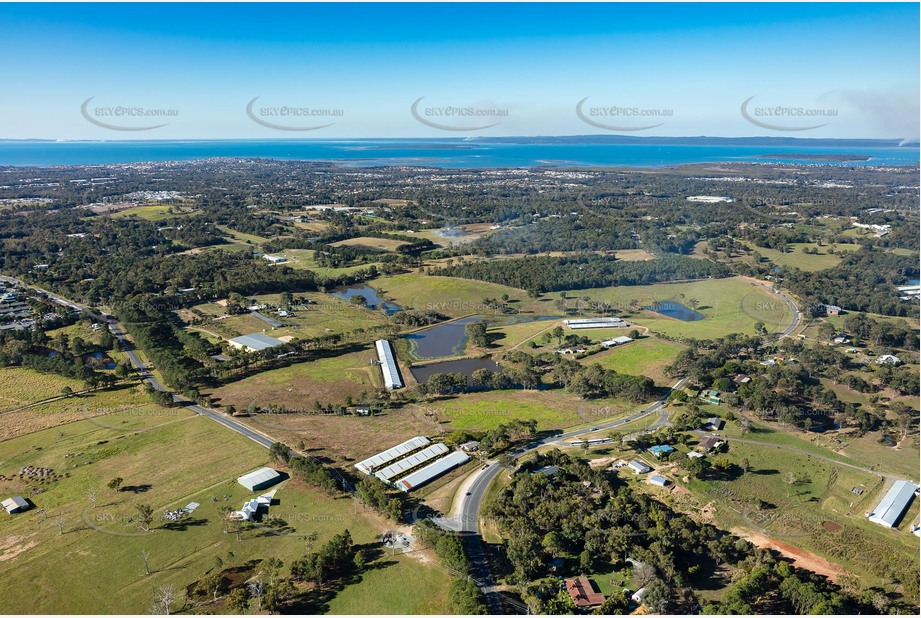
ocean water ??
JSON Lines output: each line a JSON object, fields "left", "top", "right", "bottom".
{"left": 0, "top": 139, "right": 918, "bottom": 168}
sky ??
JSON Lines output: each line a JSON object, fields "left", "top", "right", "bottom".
{"left": 0, "top": 2, "right": 918, "bottom": 140}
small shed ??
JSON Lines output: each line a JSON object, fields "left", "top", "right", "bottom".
{"left": 649, "top": 475, "right": 669, "bottom": 487}
{"left": 704, "top": 417, "right": 725, "bottom": 431}
{"left": 627, "top": 460, "right": 652, "bottom": 474}
{"left": 2, "top": 496, "right": 29, "bottom": 514}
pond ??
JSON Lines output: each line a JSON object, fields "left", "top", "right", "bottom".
{"left": 404, "top": 316, "right": 483, "bottom": 359}
{"left": 410, "top": 357, "right": 501, "bottom": 385}
{"left": 329, "top": 285, "right": 403, "bottom": 315}
{"left": 645, "top": 301, "right": 704, "bottom": 321}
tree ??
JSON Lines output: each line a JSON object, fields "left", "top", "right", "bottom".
{"left": 226, "top": 587, "right": 249, "bottom": 614}
{"left": 61, "top": 386, "right": 74, "bottom": 398}
{"left": 552, "top": 325, "right": 565, "bottom": 345}
{"left": 196, "top": 572, "right": 225, "bottom": 602}
{"left": 52, "top": 514, "right": 67, "bottom": 535}
{"left": 87, "top": 487, "right": 98, "bottom": 508}
{"left": 269, "top": 441, "right": 290, "bottom": 464}
{"left": 136, "top": 504, "right": 154, "bottom": 532}
{"left": 151, "top": 584, "right": 176, "bottom": 615}
{"left": 449, "top": 577, "right": 488, "bottom": 615}
{"left": 140, "top": 549, "right": 152, "bottom": 575}
{"left": 643, "top": 578, "right": 670, "bottom": 613}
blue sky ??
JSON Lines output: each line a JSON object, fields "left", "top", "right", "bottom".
{"left": 0, "top": 2, "right": 917, "bottom": 139}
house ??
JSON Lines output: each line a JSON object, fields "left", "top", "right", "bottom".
{"left": 460, "top": 441, "right": 480, "bottom": 452}
{"left": 228, "top": 333, "right": 286, "bottom": 353}
{"left": 600, "top": 336, "right": 634, "bottom": 348}
{"left": 631, "top": 587, "right": 646, "bottom": 604}
{"left": 733, "top": 374, "right": 751, "bottom": 385}
{"left": 2, "top": 496, "right": 30, "bottom": 514}
{"left": 698, "top": 436, "right": 724, "bottom": 452}
{"left": 759, "top": 359, "right": 777, "bottom": 367}
{"left": 687, "top": 451, "right": 705, "bottom": 459}
{"left": 876, "top": 354, "right": 901, "bottom": 366}
{"left": 704, "top": 417, "right": 725, "bottom": 431}
{"left": 649, "top": 475, "right": 669, "bottom": 487}
{"left": 353, "top": 405, "right": 372, "bottom": 416}
{"left": 627, "top": 460, "right": 652, "bottom": 474}
{"left": 833, "top": 333, "right": 851, "bottom": 345}
{"left": 263, "top": 254, "right": 287, "bottom": 264}
{"left": 647, "top": 445, "right": 675, "bottom": 458}
{"left": 823, "top": 304, "right": 842, "bottom": 316}
{"left": 564, "top": 576, "right": 605, "bottom": 609}
{"left": 868, "top": 480, "right": 918, "bottom": 528}
{"left": 536, "top": 465, "right": 560, "bottom": 477}
{"left": 237, "top": 467, "right": 283, "bottom": 492}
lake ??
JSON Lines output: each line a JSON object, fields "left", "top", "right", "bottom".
{"left": 404, "top": 316, "right": 483, "bottom": 358}
{"left": 645, "top": 301, "right": 704, "bottom": 321}
{"left": 410, "top": 357, "right": 502, "bottom": 385}
{"left": 329, "top": 284, "right": 403, "bottom": 315}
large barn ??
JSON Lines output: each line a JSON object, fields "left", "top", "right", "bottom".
{"left": 237, "top": 467, "right": 283, "bottom": 492}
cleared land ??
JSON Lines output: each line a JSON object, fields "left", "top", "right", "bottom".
{"left": 208, "top": 347, "right": 382, "bottom": 411}
{"left": 564, "top": 277, "right": 792, "bottom": 339}
{"left": 333, "top": 236, "right": 409, "bottom": 252}
{"left": 0, "top": 410, "right": 451, "bottom": 614}
{"left": 371, "top": 274, "right": 548, "bottom": 317}
{"left": 588, "top": 337, "right": 687, "bottom": 386}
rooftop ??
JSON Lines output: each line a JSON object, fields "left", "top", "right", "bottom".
{"left": 228, "top": 333, "right": 285, "bottom": 351}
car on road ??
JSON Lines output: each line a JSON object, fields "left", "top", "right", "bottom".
{"left": 466, "top": 491, "right": 472, "bottom": 496}
{"left": 481, "top": 464, "right": 489, "bottom": 470}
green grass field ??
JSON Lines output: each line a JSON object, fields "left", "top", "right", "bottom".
{"left": 754, "top": 243, "right": 861, "bottom": 272}
{"left": 110, "top": 204, "right": 197, "bottom": 221}
{"left": 0, "top": 367, "right": 85, "bottom": 410}
{"left": 276, "top": 248, "right": 382, "bottom": 278}
{"left": 563, "top": 277, "right": 792, "bottom": 339}
{"left": 588, "top": 337, "right": 687, "bottom": 386}
{"left": 419, "top": 389, "right": 634, "bottom": 432}
{"left": 0, "top": 409, "right": 451, "bottom": 614}
{"left": 371, "top": 274, "right": 548, "bottom": 318}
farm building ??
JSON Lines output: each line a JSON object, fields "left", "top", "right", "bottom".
{"left": 2, "top": 496, "right": 29, "bottom": 514}
{"left": 460, "top": 441, "right": 480, "bottom": 452}
{"left": 876, "top": 354, "right": 901, "bottom": 366}
{"left": 228, "top": 333, "right": 285, "bottom": 352}
{"left": 704, "top": 417, "right": 725, "bottom": 431}
{"left": 868, "top": 480, "right": 919, "bottom": 528}
{"left": 627, "top": 460, "right": 652, "bottom": 474}
{"left": 649, "top": 475, "right": 669, "bottom": 487}
{"left": 395, "top": 450, "right": 470, "bottom": 492}
{"left": 601, "top": 335, "right": 634, "bottom": 348}
{"left": 647, "top": 445, "right": 675, "bottom": 458}
{"left": 354, "top": 436, "right": 430, "bottom": 475}
{"left": 564, "top": 576, "right": 605, "bottom": 609}
{"left": 375, "top": 339, "right": 404, "bottom": 390}
{"left": 373, "top": 443, "right": 450, "bottom": 483}
{"left": 564, "top": 317, "right": 627, "bottom": 330}
{"left": 263, "top": 254, "right": 287, "bottom": 264}
{"left": 237, "top": 467, "right": 283, "bottom": 492}
{"left": 823, "top": 304, "right": 842, "bottom": 316}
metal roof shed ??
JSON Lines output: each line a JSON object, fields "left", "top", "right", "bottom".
{"left": 868, "top": 480, "right": 918, "bottom": 528}
{"left": 396, "top": 450, "right": 470, "bottom": 492}
{"left": 2, "top": 495, "right": 29, "bottom": 514}
{"left": 237, "top": 467, "right": 282, "bottom": 492}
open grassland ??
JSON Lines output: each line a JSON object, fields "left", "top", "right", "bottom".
{"left": 332, "top": 236, "right": 408, "bottom": 252}
{"left": 0, "top": 412, "right": 450, "bottom": 614}
{"left": 0, "top": 367, "right": 85, "bottom": 410}
{"left": 215, "top": 225, "right": 274, "bottom": 246}
{"left": 110, "top": 204, "right": 198, "bottom": 221}
{"left": 0, "top": 382, "right": 162, "bottom": 441}
{"left": 178, "top": 293, "right": 390, "bottom": 341}
{"left": 418, "top": 389, "right": 634, "bottom": 432}
{"left": 754, "top": 243, "right": 862, "bottom": 272}
{"left": 588, "top": 337, "right": 687, "bottom": 386}
{"left": 274, "top": 248, "right": 381, "bottom": 278}
{"left": 565, "top": 277, "right": 792, "bottom": 339}
{"left": 208, "top": 347, "right": 382, "bottom": 411}
{"left": 678, "top": 438, "right": 919, "bottom": 590}
{"left": 372, "top": 274, "right": 548, "bottom": 317}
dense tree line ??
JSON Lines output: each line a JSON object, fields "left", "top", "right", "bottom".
{"left": 432, "top": 254, "right": 730, "bottom": 294}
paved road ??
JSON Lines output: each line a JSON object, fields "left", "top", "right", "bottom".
{"left": 439, "top": 376, "right": 690, "bottom": 535}
{"left": 105, "top": 322, "right": 277, "bottom": 449}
